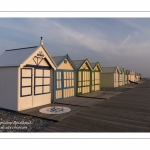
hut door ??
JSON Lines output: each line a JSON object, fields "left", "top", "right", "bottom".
{"left": 77, "top": 70, "right": 90, "bottom": 95}
{"left": 91, "top": 71, "right": 100, "bottom": 92}
{"left": 81, "top": 71, "right": 90, "bottom": 94}
{"left": 94, "top": 71, "right": 100, "bottom": 91}
{"left": 33, "top": 68, "right": 51, "bottom": 107}
{"left": 55, "top": 71, "right": 75, "bottom": 100}
{"left": 63, "top": 71, "right": 74, "bottom": 98}
{"left": 78, "top": 71, "right": 91, "bottom": 94}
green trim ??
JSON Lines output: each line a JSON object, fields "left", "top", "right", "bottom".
{"left": 78, "top": 59, "right": 93, "bottom": 70}
{"left": 93, "top": 63, "right": 102, "bottom": 72}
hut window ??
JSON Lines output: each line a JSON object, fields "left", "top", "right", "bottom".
{"left": 21, "top": 68, "right": 32, "bottom": 97}
{"left": 34, "top": 68, "right": 50, "bottom": 95}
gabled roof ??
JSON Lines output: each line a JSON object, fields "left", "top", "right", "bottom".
{"left": 52, "top": 54, "right": 77, "bottom": 70}
{"left": 52, "top": 56, "right": 66, "bottom": 66}
{"left": 72, "top": 59, "right": 92, "bottom": 70}
{"left": 90, "top": 62, "right": 102, "bottom": 72}
{"left": 0, "top": 46, "right": 38, "bottom": 67}
{"left": 0, "top": 45, "right": 57, "bottom": 68}
{"left": 101, "top": 66, "right": 120, "bottom": 73}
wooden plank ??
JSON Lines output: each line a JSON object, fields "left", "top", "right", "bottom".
{"left": 62, "top": 115, "right": 148, "bottom": 132}
{"left": 73, "top": 111, "right": 149, "bottom": 128}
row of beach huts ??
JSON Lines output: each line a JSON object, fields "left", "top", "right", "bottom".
{"left": 0, "top": 39, "right": 141, "bottom": 111}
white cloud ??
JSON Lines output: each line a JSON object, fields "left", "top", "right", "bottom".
{"left": 121, "top": 34, "right": 130, "bottom": 44}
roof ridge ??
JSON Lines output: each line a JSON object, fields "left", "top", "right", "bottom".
{"left": 5, "top": 46, "right": 38, "bottom": 51}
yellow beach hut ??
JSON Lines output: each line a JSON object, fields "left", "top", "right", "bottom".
{"left": 72, "top": 59, "right": 93, "bottom": 95}
{"left": 90, "top": 62, "right": 102, "bottom": 92}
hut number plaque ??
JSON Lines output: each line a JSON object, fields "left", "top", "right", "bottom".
{"left": 37, "top": 51, "right": 44, "bottom": 57}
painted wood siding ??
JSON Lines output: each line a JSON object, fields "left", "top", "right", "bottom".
{"left": 0, "top": 67, "right": 18, "bottom": 111}
{"left": 100, "top": 73, "right": 114, "bottom": 88}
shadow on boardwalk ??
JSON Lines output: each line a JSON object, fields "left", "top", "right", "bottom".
{"left": 40, "top": 79, "right": 150, "bottom": 132}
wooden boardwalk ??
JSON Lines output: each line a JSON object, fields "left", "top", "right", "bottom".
{"left": 21, "top": 79, "right": 150, "bottom": 132}
{"left": 79, "top": 91, "right": 122, "bottom": 100}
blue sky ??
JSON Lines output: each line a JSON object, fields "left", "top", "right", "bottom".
{"left": 0, "top": 18, "right": 149, "bottom": 77}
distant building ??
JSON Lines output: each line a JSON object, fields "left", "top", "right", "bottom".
{"left": 100, "top": 67, "right": 121, "bottom": 88}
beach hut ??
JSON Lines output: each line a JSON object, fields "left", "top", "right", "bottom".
{"left": 0, "top": 38, "right": 57, "bottom": 111}
{"left": 120, "top": 68, "right": 125, "bottom": 86}
{"left": 137, "top": 73, "right": 141, "bottom": 81}
{"left": 100, "top": 67, "right": 120, "bottom": 88}
{"left": 118, "top": 67, "right": 123, "bottom": 86}
{"left": 130, "top": 70, "right": 135, "bottom": 82}
{"left": 52, "top": 55, "right": 77, "bottom": 101}
{"left": 135, "top": 73, "right": 138, "bottom": 82}
{"left": 73, "top": 59, "right": 93, "bottom": 95}
{"left": 127, "top": 70, "right": 131, "bottom": 84}
{"left": 90, "top": 62, "right": 102, "bottom": 92}
{"left": 124, "top": 69, "right": 128, "bottom": 84}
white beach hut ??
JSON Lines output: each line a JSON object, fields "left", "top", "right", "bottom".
{"left": 0, "top": 38, "right": 56, "bottom": 111}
